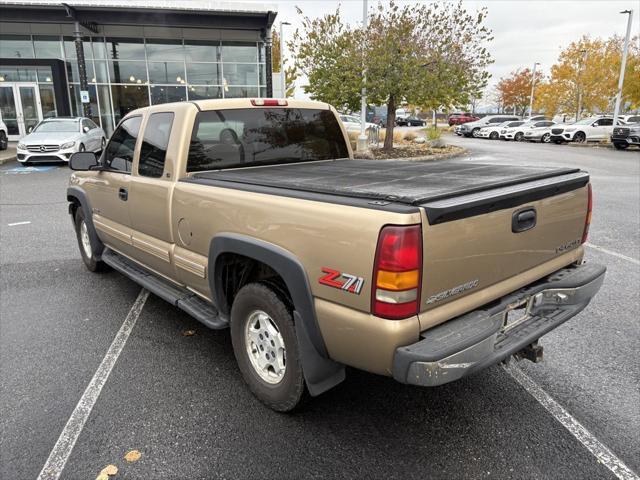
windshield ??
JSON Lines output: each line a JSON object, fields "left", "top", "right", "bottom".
{"left": 187, "top": 108, "right": 350, "bottom": 172}
{"left": 574, "top": 117, "right": 601, "bottom": 125}
{"left": 34, "top": 121, "right": 79, "bottom": 133}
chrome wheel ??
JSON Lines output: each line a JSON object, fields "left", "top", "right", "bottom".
{"left": 80, "top": 220, "right": 92, "bottom": 259}
{"left": 245, "top": 310, "right": 286, "bottom": 384}
{"left": 542, "top": 133, "right": 551, "bottom": 143}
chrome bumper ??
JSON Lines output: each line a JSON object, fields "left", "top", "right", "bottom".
{"left": 393, "top": 262, "right": 606, "bottom": 387}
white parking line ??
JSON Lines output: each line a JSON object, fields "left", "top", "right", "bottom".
{"left": 37, "top": 289, "right": 149, "bottom": 480}
{"left": 504, "top": 364, "right": 639, "bottom": 480}
{"left": 586, "top": 243, "right": 640, "bottom": 266}
{"left": 7, "top": 221, "right": 31, "bottom": 226}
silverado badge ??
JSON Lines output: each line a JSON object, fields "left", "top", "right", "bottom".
{"left": 426, "top": 279, "right": 479, "bottom": 305}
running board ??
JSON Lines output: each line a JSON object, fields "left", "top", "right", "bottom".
{"left": 102, "top": 248, "right": 228, "bottom": 330}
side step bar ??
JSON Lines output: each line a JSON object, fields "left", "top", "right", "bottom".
{"left": 102, "top": 248, "right": 228, "bottom": 330}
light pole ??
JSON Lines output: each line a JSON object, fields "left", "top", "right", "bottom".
{"left": 576, "top": 49, "right": 587, "bottom": 121}
{"left": 357, "top": 0, "right": 368, "bottom": 152}
{"left": 613, "top": 9, "right": 633, "bottom": 126}
{"left": 279, "top": 21, "right": 291, "bottom": 98}
{"left": 528, "top": 62, "right": 540, "bottom": 118}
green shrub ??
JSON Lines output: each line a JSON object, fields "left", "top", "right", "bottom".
{"left": 425, "top": 126, "right": 441, "bottom": 141}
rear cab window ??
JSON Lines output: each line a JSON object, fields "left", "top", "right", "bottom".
{"left": 187, "top": 108, "right": 349, "bottom": 172}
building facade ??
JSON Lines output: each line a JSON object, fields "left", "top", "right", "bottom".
{"left": 0, "top": 1, "right": 276, "bottom": 139}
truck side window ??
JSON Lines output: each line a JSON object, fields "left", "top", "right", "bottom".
{"left": 138, "top": 112, "right": 174, "bottom": 178}
{"left": 104, "top": 116, "right": 141, "bottom": 173}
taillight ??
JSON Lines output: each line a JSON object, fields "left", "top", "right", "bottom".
{"left": 581, "top": 183, "right": 592, "bottom": 244}
{"left": 250, "top": 98, "right": 288, "bottom": 106}
{"left": 372, "top": 225, "right": 422, "bottom": 319}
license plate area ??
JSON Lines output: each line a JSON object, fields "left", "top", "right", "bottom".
{"left": 501, "top": 298, "right": 532, "bottom": 333}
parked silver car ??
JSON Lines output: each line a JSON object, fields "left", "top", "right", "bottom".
{"left": 16, "top": 117, "right": 106, "bottom": 165}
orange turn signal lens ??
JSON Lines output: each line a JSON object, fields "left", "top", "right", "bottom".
{"left": 376, "top": 269, "right": 420, "bottom": 291}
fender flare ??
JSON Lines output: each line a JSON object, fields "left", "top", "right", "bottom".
{"left": 67, "top": 186, "right": 104, "bottom": 258}
{"left": 209, "top": 233, "right": 345, "bottom": 396}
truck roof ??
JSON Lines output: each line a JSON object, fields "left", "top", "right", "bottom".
{"left": 193, "top": 98, "right": 332, "bottom": 111}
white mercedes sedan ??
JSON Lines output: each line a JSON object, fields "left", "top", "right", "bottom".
{"left": 17, "top": 117, "right": 106, "bottom": 165}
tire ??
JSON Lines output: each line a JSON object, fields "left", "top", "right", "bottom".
{"left": 74, "top": 208, "right": 106, "bottom": 272}
{"left": 79, "top": 143, "right": 86, "bottom": 152}
{"left": 100, "top": 137, "right": 106, "bottom": 150}
{"left": 573, "top": 132, "right": 586, "bottom": 143}
{"left": 541, "top": 133, "right": 551, "bottom": 143}
{"left": 553, "top": 139, "right": 563, "bottom": 144}
{"left": 231, "top": 282, "right": 305, "bottom": 412}
{"left": 613, "top": 142, "right": 628, "bottom": 150}
{"left": 0, "top": 131, "right": 7, "bottom": 150}
{"left": 472, "top": 128, "right": 480, "bottom": 137}
{"left": 514, "top": 132, "right": 524, "bottom": 142}
{"left": 489, "top": 131, "right": 499, "bottom": 140}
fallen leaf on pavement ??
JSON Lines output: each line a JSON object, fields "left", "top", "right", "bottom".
{"left": 95, "top": 474, "right": 109, "bottom": 480}
{"left": 124, "top": 450, "right": 142, "bottom": 462}
{"left": 182, "top": 330, "right": 196, "bottom": 336}
{"left": 100, "top": 465, "right": 118, "bottom": 476}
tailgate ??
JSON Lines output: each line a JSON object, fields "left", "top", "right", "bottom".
{"left": 418, "top": 171, "right": 589, "bottom": 326}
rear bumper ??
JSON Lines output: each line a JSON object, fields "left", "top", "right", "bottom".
{"left": 392, "top": 262, "right": 605, "bottom": 387}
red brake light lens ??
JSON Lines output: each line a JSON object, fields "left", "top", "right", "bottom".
{"left": 581, "top": 183, "right": 592, "bottom": 244}
{"left": 372, "top": 225, "right": 422, "bottom": 320}
{"left": 251, "top": 99, "right": 288, "bottom": 106}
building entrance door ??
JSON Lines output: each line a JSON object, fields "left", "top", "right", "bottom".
{"left": 0, "top": 83, "right": 43, "bottom": 140}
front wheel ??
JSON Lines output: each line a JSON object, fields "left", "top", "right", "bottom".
{"left": 74, "top": 208, "right": 106, "bottom": 272}
{"left": 472, "top": 128, "right": 480, "bottom": 137}
{"left": 0, "top": 131, "right": 7, "bottom": 150}
{"left": 613, "top": 142, "right": 628, "bottom": 150}
{"left": 514, "top": 132, "right": 524, "bottom": 142}
{"left": 489, "top": 131, "right": 499, "bottom": 140}
{"left": 100, "top": 137, "right": 106, "bottom": 150}
{"left": 573, "top": 132, "right": 586, "bottom": 143}
{"left": 231, "top": 283, "right": 305, "bottom": 412}
{"left": 79, "top": 143, "right": 86, "bottom": 152}
{"left": 541, "top": 133, "right": 551, "bottom": 143}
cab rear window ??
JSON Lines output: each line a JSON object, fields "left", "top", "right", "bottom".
{"left": 187, "top": 108, "right": 349, "bottom": 172}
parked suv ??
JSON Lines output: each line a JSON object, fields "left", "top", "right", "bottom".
{"left": 549, "top": 116, "right": 618, "bottom": 144}
{"left": 448, "top": 112, "right": 479, "bottom": 126}
{"left": 458, "top": 115, "right": 520, "bottom": 138}
{"left": 611, "top": 123, "right": 640, "bottom": 150}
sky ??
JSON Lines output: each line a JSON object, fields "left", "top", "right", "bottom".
{"left": 272, "top": 0, "right": 639, "bottom": 106}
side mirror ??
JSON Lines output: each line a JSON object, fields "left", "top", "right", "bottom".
{"left": 83, "top": 126, "right": 90, "bottom": 133}
{"left": 69, "top": 152, "right": 98, "bottom": 171}
{"left": 28, "top": 126, "right": 34, "bottom": 133}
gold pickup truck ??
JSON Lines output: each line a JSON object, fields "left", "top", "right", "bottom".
{"left": 68, "top": 98, "right": 605, "bottom": 411}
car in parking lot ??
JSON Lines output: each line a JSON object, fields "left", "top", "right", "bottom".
{"left": 0, "top": 118, "right": 7, "bottom": 150}
{"left": 524, "top": 121, "right": 557, "bottom": 143}
{"left": 16, "top": 116, "right": 106, "bottom": 165}
{"left": 448, "top": 112, "right": 479, "bottom": 126}
{"left": 476, "top": 120, "right": 524, "bottom": 140}
{"left": 611, "top": 122, "right": 640, "bottom": 150}
{"left": 618, "top": 114, "right": 640, "bottom": 125}
{"left": 396, "top": 116, "right": 426, "bottom": 126}
{"left": 338, "top": 114, "right": 378, "bottom": 132}
{"left": 458, "top": 115, "right": 520, "bottom": 137}
{"left": 501, "top": 120, "right": 555, "bottom": 142}
{"left": 549, "top": 116, "right": 618, "bottom": 144}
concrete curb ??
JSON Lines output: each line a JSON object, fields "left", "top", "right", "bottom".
{"left": 0, "top": 155, "right": 17, "bottom": 165}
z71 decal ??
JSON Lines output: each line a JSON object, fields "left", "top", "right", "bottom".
{"left": 319, "top": 267, "right": 365, "bottom": 295}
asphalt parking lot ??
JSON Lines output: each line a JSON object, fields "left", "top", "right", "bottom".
{"left": 1, "top": 139, "right": 638, "bottom": 480}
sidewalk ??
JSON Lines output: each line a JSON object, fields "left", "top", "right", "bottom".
{"left": 0, "top": 142, "right": 17, "bottom": 165}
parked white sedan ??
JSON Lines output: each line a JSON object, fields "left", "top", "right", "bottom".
{"left": 549, "top": 116, "right": 619, "bottom": 144}
{"left": 17, "top": 117, "right": 106, "bottom": 165}
{"left": 500, "top": 120, "right": 554, "bottom": 141}
{"left": 522, "top": 121, "right": 557, "bottom": 143}
{"left": 477, "top": 120, "right": 524, "bottom": 140}
{"left": 339, "top": 114, "right": 377, "bottom": 132}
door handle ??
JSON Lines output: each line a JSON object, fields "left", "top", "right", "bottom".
{"left": 512, "top": 207, "right": 536, "bottom": 233}
{"left": 118, "top": 187, "right": 128, "bottom": 201}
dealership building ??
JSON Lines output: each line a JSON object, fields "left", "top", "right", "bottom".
{"left": 0, "top": 0, "right": 277, "bottom": 139}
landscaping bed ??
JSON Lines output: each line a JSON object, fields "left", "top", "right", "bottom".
{"left": 354, "top": 144, "right": 465, "bottom": 160}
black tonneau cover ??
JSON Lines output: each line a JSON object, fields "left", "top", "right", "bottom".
{"left": 189, "top": 159, "right": 583, "bottom": 208}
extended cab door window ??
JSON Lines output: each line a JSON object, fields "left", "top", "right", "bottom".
{"left": 138, "top": 112, "right": 174, "bottom": 178}
{"left": 104, "top": 116, "right": 142, "bottom": 173}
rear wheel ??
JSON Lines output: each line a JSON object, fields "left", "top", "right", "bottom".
{"left": 0, "top": 131, "right": 7, "bottom": 150}
{"left": 231, "top": 283, "right": 305, "bottom": 412}
{"left": 489, "top": 131, "right": 499, "bottom": 140}
{"left": 541, "top": 133, "right": 551, "bottom": 143}
{"left": 74, "top": 208, "right": 106, "bottom": 272}
{"left": 573, "top": 132, "right": 586, "bottom": 143}
{"left": 514, "top": 132, "right": 524, "bottom": 142}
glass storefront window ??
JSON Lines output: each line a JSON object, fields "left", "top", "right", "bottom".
{"left": 146, "top": 39, "right": 184, "bottom": 61}
{"left": 39, "top": 85, "right": 58, "bottom": 118}
{"left": 92, "top": 61, "right": 109, "bottom": 83}
{"left": 105, "top": 37, "right": 145, "bottom": 60}
{"left": 186, "top": 63, "right": 221, "bottom": 85}
{"left": 150, "top": 86, "right": 187, "bottom": 105}
{"left": 111, "top": 85, "right": 149, "bottom": 124}
{"left": 109, "top": 61, "right": 148, "bottom": 84}
{"left": 221, "top": 42, "right": 257, "bottom": 63}
{"left": 0, "top": 85, "right": 20, "bottom": 135}
{"left": 0, "top": 66, "right": 37, "bottom": 82}
{"left": 36, "top": 67, "right": 53, "bottom": 83}
{"left": 66, "top": 60, "right": 80, "bottom": 83}
{"left": 148, "top": 62, "right": 185, "bottom": 85}
{"left": 91, "top": 37, "right": 108, "bottom": 59}
{"left": 259, "top": 64, "right": 266, "bottom": 86}
{"left": 225, "top": 86, "right": 259, "bottom": 98}
{"left": 0, "top": 35, "right": 34, "bottom": 58}
{"left": 33, "top": 35, "right": 63, "bottom": 59}
{"left": 188, "top": 85, "right": 223, "bottom": 100}
{"left": 69, "top": 84, "right": 99, "bottom": 125}
{"left": 184, "top": 40, "right": 220, "bottom": 62}
{"left": 64, "top": 36, "right": 93, "bottom": 60}
{"left": 223, "top": 63, "right": 258, "bottom": 86}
